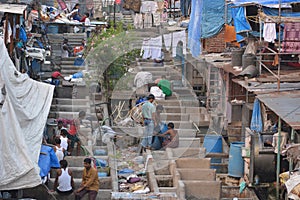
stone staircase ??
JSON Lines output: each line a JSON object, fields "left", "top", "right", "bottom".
{"left": 121, "top": 11, "right": 134, "bottom": 28}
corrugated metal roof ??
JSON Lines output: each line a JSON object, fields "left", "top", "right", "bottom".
{"left": 256, "top": 91, "right": 300, "bottom": 130}
{"left": 0, "top": 4, "right": 27, "bottom": 15}
{"left": 232, "top": 79, "right": 300, "bottom": 93}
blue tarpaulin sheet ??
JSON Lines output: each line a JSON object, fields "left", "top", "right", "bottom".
{"left": 262, "top": 6, "right": 300, "bottom": 17}
{"left": 231, "top": 6, "right": 252, "bottom": 42}
{"left": 188, "top": 0, "right": 202, "bottom": 57}
{"left": 188, "top": 0, "right": 232, "bottom": 57}
{"left": 201, "top": 0, "right": 232, "bottom": 39}
{"left": 250, "top": 99, "right": 263, "bottom": 132}
{"left": 231, "top": 0, "right": 299, "bottom": 6}
{"left": 38, "top": 145, "right": 60, "bottom": 178}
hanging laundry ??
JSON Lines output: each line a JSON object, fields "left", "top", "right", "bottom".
{"left": 144, "top": 13, "right": 152, "bottom": 28}
{"left": 163, "top": 33, "right": 172, "bottom": 51}
{"left": 153, "top": 13, "right": 160, "bottom": 26}
{"left": 263, "top": 18, "right": 276, "bottom": 43}
{"left": 172, "top": 30, "right": 187, "bottom": 57}
{"left": 150, "top": 36, "right": 162, "bottom": 59}
{"left": 140, "top": 1, "right": 158, "bottom": 14}
{"left": 134, "top": 13, "right": 143, "bottom": 29}
{"left": 282, "top": 22, "right": 300, "bottom": 53}
{"left": 141, "top": 38, "right": 152, "bottom": 59}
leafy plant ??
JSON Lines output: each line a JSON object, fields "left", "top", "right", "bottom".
{"left": 85, "top": 22, "right": 143, "bottom": 99}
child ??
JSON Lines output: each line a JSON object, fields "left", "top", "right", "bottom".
{"left": 60, "top": 129, "right": 69, "bottom": 156}
{"left": 54, "top": 137, "right": 64, "bottom": 161}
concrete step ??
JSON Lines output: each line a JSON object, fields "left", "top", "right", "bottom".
{"left": 52, "top": 98, "right": 90, "bottom": 105}
{"left": 60, "top": 65, "right": 85, "bottom": 70}
{"left": 49, "top": 112, "right": 94, "bottom": 121}
{"left": 61, "top": 69, "right": 83, "bottom": 75}
{"left": 160, "top": 113, "right": 189, "bottom": 122}
{"left": 137, "top": 66, "right": 167, "bottom": 72}
{"left": 155, "top": 99, "right": 181, "bottom": 107}
{"left": 48, "top": 177, "right": 112, "bottom": 190}
{"left": 50, "top": 104, "right": 90, "bottom": 112}
{"left": 173, "top": 121, "right": 193, "bottom": 129}
{"left": 51, "top": 189, "right": 112, "bottom": 200}
{"left": 64, "top": 156, "right": 108, "bottom": 167}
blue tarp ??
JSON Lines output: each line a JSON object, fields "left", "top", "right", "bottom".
{"left": 262, "top": 6, "right": 300, "bottom": 17}
{"left": 188, "top": 0, "right": 232, "bottom": 57}
{"left": 250, "top": 99, "right": 263, "bottom": 132}
{"left": 201, "top": 0, "right": 232, "bottom": 39}
{"left": 231, "top": 0, "right": 299, "bottom": 6}
{"left": 188, "top": 0, "right": 202, "bottom": 57}
{"left": 231, "top": 6, "right": 252, "bottom": 43}
{"left": 38, "top": 145, "right": 60, "bottom": 178}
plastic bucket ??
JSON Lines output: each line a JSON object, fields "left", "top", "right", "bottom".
{"left": 228, "top": 142, "right": 245, "bottom": 178}
{"left": 203, "top": 135, "right": 223, "bottom": 169}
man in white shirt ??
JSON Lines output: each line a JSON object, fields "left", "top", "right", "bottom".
{"left": 84, "top": 13, "right": 91, "bottom": 38}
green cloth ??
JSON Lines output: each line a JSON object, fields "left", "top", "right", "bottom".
{"left": 158, "top": 79, "right": 172, "bottom": 96}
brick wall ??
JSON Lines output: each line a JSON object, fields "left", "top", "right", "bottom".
{"left": 203, "top": 27, "right": 225, "bottom": 53}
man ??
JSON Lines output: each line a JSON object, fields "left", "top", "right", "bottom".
{"left": 53, "top": 120, "right": 66, "bottom": 142}
{"left": 84, "top": 13, "right": 92, "bottom": 38}
{"left": 141, "top": 94, "right": 156, "bottom": 151}
{"left": 68, "top": 111, "right": 85, "bottom": 156}
{"left": 75, "top": 158, "right": 99, "bottom": 200}
{"left": 52, "top": 160, "right": 74, "bottom": 195}
{"left": 160, "top": 122, "right": 179, "bottom": 149}
{"left": 157, "top": 75, "right": 172, "bottom": 97}
{"left": 61, "top": 38, "right": 73, "bottom": 58}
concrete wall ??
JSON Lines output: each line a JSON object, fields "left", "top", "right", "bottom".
{"left": 175, "top": 158, "right": 211, "bottom": 169}
{"left": 177, "top": 169, "right": 216, "bottom": 181}
{"left": 181, "top": 180, "right": 221, "bottom": 200}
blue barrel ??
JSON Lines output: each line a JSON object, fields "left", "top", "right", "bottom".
{"left": 228, "top": 142, "right": 245, "bottom": 178}
{"left": 203, "top": 135, "right": 223, "bottom": 169}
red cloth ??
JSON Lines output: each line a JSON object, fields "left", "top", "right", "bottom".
{"left": 68, "top": 120, "right": 77, "bottom": 135}
{"left": 51, "top": 71, "right": 62, "bottom": 78}
{"left": 282, "top": 22, "right": 300, "bottom": 53}
{"left": 80, "top": 16, "right": 87, "bottom": 22}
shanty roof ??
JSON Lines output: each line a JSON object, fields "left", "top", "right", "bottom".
{"left": 256, "top": 90, "right": 300, "bottom": 130}
{"left": 232, "top": 79, "right": 300, "bottom": 94}
{"left": 0, "top": 3, "right": 27, "bottom": 15}
{"left": 230, "top": 0, "right": 299, "bottom": 6}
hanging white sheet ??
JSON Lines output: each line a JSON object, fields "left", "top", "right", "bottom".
{"left": 0, "top": 37, "right": 54, "bottom": 190}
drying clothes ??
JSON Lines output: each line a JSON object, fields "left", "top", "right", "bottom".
{"left": 150, "top": 36, "right": 162, "bottom": 60}
{"left": 140, "top": 1, "right": 158, "bottom": 14}
{"left": 263, "top": 18, "right": 276, "bottom": 43}
{"left": 172, "top": 30, "right": 187, "bottom": 57}
{"left": 144, "top": 13, "right": 153, "bottom": 29}
{"left": 282, "top": 22, "right": 300, "bottom": 53}
{"left": 134, "top": 13, "right": 143, "bottom": 29}
{"left": 134, "top": 72, "right": 153, "bottom": 88}
{"left": 163, "top": 33, "right": 172, "bottom": 51}
{"left": 141, "top": 38, "right": 152, "bottom": 59}
{"left": 153, "top": 13, "right": 160, "bottom": 26}
{"left": 0, "top": 37, "right": 54, "bottom": 190}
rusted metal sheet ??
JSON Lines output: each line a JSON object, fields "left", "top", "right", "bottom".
{"left": 256, "top": 91, "right": 300, "bottom": 130}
